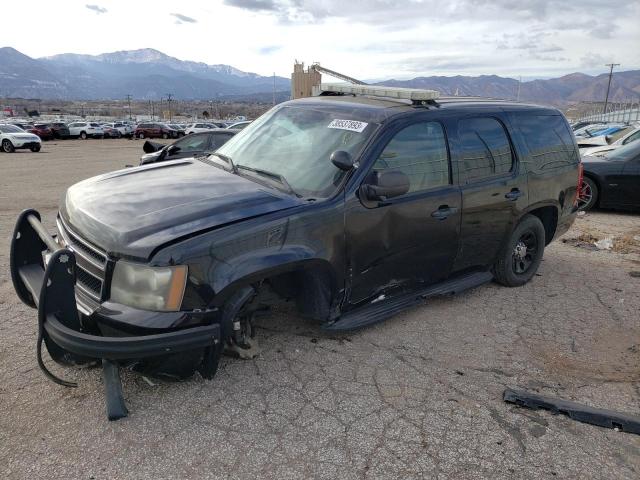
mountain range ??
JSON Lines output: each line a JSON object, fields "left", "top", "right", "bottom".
{"left": 1, "top": 46, "right": 639, "bottom": 106}
{"left": 0, "top": 47, "right": 289, "bottom": 100}
{"left": 376, "top": 71, "right": 640, "bottom": 105}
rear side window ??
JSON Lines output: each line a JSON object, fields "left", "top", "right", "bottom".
{"left": 371, "top": 121, "right": 450, "bottom": 193}
{"left": 516, "top": 114, "right": 578, "bottom": 171}
{"left": 458, "top": 117, "right": 514, "bottom": 183}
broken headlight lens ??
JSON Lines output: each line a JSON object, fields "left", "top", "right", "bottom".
{"left": 110, "top": 261, "right": 188, "bottom": 312}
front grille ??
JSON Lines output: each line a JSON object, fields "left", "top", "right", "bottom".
{"left": 56, "top": 217, "right": 108, "bottom": 302}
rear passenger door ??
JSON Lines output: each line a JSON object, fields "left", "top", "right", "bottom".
{"left": 452, "top": 116, "right": 527, "bottom": 272}
{"left": 345, "top": 120, "right": 461, "bottom": 304}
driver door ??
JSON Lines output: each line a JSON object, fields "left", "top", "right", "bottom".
{"left": 344, "top": 120, "right": 461, "bottom": 305}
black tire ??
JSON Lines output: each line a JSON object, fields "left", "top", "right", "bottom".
{"left": 162, "top": 132, "right": 169, "bottom": 139}
{"left": 2, "top": 139, "right": 15, "bottom": 153}
{"left": 30, "top": 145, "right": 41, "bottom": 152}
{"left": 493, "top": 214, "right": 546, "bottom": 287}
{"left": 80, "top": 131, "right": 87, "bottom": 140}
{"left": 577, "top": 177, "right": 598, "bottom": 211}
{"left": 138, "top": 132, "right": 145, "bottom": 139}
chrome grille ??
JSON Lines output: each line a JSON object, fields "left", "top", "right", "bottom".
{"left": 56, "top": 217, "right": 108, "bottom": 302}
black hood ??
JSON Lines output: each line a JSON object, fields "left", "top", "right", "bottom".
{"left": 60, "top": 159, "right": 301, "bottom": 259}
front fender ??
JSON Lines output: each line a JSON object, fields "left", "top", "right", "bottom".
{"left": 211, "top": 245, "right": 321, "bottom": 298}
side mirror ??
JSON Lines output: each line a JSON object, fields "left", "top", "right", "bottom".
{"left": 605, "top": 135, "right": 613, "bottom": 145}
{"left": 362, "top": 170, "right": 410, "bottom": 202}
{"left": 167, "top": 145, "right": 180, "bottom": 155}
{"left": 330, "top": 150, "right": 354, "bottom": 171}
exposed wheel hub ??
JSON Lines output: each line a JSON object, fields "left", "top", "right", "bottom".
{"left": 514, "top": 241, "right": 528, "bottom": 260}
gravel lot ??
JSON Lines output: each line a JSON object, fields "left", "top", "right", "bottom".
{"left": 1, "top": 139, "right": 639, "bottom": 479}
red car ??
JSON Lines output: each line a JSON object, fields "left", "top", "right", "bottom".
{"left": 134, "top": 122, "right": 178, "bottom": 139}
{"left": 30, "top": 124, "right": 55, "bottom": 141}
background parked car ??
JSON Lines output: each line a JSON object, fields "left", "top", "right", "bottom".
{"left": 101, "top": 124, "right": 122, "bottom": 138}
{"left": 578, "top": 140, "right": 640, "bottom": 211}
{"left": 579, "top": 124, "right": 640, "bottom": 157}
{"left": 167, "top": 123, "right": 186, "bottom": 137}
{"left": 134, "top": 122, "right": 177, "bottom": 139}
{"left": 0, "top": 124, "right": 42, "bottom": 152}
{"left": 46, "top": 122, "right": 71, "bottom": 139}
{"left": 67, "top": 122, "right": 104, "bottom": 139}
{"left": 185, "top": 123, "right": 218, "bottom": 134}
{"left": 104, "top": 122, "right": 133, "bottom": 138}
{"left": 139, "top": 129, "right": 238, "bottom": 165}
{"left": 29, "top": 124, "right": 54, "bottom": 141}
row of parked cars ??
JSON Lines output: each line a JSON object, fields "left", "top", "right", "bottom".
{"left": 0, "top": 119, "right": 252, "bottom": 153}
{"left": 572, "top": 120, "right": 640, "bottom": 211}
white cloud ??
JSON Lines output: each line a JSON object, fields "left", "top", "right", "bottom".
{"left": 6, "top": 0, "right": 640, "bottom": 80}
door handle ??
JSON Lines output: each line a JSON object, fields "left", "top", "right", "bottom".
{"left": 505, "top": 189, "right": 523, "bottom": 201}
{"left": 431, "top": 205, "right": 458, "bottom": 220}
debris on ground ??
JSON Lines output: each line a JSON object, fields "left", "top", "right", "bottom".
{"left": 504, "top": 388, "right": 640, "bottom": 435}
{"left": 594, "top": 237, "right": 614, "bottom": 250}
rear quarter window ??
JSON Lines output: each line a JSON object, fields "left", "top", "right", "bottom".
{"left": 515, "top": 114, "right": 578, "bottom": 172}
{"left": 457, "top": 117, "right": 514, "bottom": 183}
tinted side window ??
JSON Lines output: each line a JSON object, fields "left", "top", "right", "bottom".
{"left": 516, "top": 114, "right": 578, "bottom": 170}
{"left": 458, "top": 117, "right": 513, "bottom": 182}
{"left": 210, "top": 133, "right": 234, "bottom": 149}
{"left": 176, "top": 134, "right": 209, "bottom": 151}
{"left": 371, "top": 122, "right": 450, "bottom": 193}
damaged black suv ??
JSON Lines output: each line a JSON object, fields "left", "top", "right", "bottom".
{"left": 10, "top": 86, "right": 581, "bottom": 419}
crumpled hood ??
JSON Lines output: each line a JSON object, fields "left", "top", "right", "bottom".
{"left": 61, "top": 159, "right": 301, "bottom": 259}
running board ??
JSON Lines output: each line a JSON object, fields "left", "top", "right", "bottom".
{"left": 324, "top": 271, "right": 493, "bottom": 331}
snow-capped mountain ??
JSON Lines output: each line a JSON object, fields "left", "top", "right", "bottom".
{"left": 0, "top": 47, "right": 289, "bottom": 100}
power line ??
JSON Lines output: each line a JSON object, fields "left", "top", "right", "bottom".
{"left": 603, "top": 63, "right": 620, "bottom": 114}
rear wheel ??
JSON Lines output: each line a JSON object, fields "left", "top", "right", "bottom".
{"left": 80, "top": 131, "right": 87, "bottom": 140}
{"left": 30, "top": 145, "right": 41, "bottom": 152}
{"left": 577, "top": 177, "right": 598, "bottom": 211}
{"left": 138, "top": 132, "right": 145, "bottom": 139}
{"left": 493, "top": 214, "right": 546, "bottom": 287}
{"left": 162, "top": 132, "right": 169, "bottom": 139}
{"left": 2, "top": 139, "right": 15, "bottom": 153}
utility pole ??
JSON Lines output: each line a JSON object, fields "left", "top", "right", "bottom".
{"left": 516, "top": 76, "right": 522, "bottom": 101}
{"left": 125, "top": 94, "right": 132, "bottom": 120}
{"left": 603, "top": 63, "right": 620, "bottom": 115}
{"left": 273, "top": 72, "right": 276, "bottom": 106}
{"left": 165, "top": 93, "right": 173, "bottom": 122}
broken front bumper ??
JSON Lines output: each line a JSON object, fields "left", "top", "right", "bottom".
{"left": 10, "top": 209, "right": 221, "bottom": 420}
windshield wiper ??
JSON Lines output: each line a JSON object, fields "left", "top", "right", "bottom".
{"left": 209, "top": 152, "right": 237, "bottom": 173}
{"left": 236, "top": 164, "right": 300, "bottom": 197}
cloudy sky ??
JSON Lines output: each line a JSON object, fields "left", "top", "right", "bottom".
{"left": 5, "top": 0, "right": 640, "bottom": 80}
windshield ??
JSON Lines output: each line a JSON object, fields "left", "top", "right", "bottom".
{"left": 0, "top": 125, "right": 24, "bottom": 133}
{"left": 601, "top": 140, "right": 640, "bottom": 162}
{"left": 216, "top": 105, "right": 377, "bottom": 198}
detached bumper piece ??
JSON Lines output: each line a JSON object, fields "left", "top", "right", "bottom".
{"left": 504, "top": 388, "right": 640, "bottom": 435}
{"left": 10, "top": 209, "right": 221, "bottom": 421}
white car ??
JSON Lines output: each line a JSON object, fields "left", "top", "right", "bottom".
{"left": 104, "top": 122, "right": 134, "bottom": 137}
{"left": 580, "top": 125, "right": 640, "bottom": 157}
{"left": 67, "top": 122, "right": 105, "bottom": 139}
{"left": 185, "top": 123, "right": 218, "bottom": 135}
{"left": 0, "top": 124, "right": 42, "bottom": 152}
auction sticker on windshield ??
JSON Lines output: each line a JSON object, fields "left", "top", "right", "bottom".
{"left": 328, "top": 119, "right": 368, "bottom": 133}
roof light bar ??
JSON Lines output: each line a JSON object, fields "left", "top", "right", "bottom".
{"left": 320, "top": 83, "right": 440, "bottom": 101}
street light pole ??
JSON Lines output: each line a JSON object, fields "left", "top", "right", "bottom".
{"left": 126, "top": 94, "right": 132, "bottom": 120}
{"left": 165, "top": 93, "right": 173, "bottom": 122}
{"left": 603, "top": 63, "right": 620, "bottom": 115}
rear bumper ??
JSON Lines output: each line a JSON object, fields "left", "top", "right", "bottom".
{"left": 10, "top": 209, "right": 220, "bottom": 362}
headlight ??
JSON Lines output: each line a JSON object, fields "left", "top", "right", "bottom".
{"left": 110, "top": 261, "right": 188, "bottom": 311}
